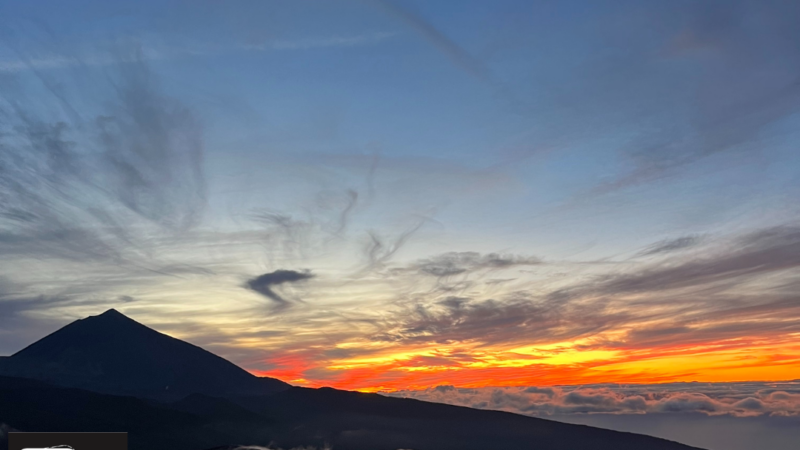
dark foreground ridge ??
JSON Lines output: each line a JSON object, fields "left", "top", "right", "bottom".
{"left": 0, "top": 310, "right": 705, "bottom": 450}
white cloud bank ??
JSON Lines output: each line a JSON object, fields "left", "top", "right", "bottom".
{"left": 387, "top": 381, "right": 800, "bottom": 417}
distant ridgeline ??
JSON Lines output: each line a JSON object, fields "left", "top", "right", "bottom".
{"left": 0, "top": 310, "right": 705, "bottom": 450}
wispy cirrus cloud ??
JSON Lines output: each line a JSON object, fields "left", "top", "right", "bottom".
{"left": 0, "top": 52, "right": 206, "bottom": 267}
{"left": 365, "top": 226, "right": 800, "bottom": 350}
{"left": 635, "top": 236, "right": 704, "bottom": 257}
{"left": 0, "top": 32, "right": 397, "bottom": 74}
{"left": 366, "top": 0, "right": 494, "bottom": 83}
{"left": 409, "top": 251, "right": 542, "bottom": 278}
{"left": 370, "top": 294, "right": 623, "bottom": 347}
{"left": 251, "top": 32, "right": 397, "bottom": 51}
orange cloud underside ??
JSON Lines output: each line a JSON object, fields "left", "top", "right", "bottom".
{"left": 253, "top": 333, "right": 800, "bottom": 392}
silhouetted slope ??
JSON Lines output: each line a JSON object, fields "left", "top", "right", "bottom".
{"left": 245, "top": 386, "right": 704, "bottom": 450}
{"left": 0, "top": 309, "right": 289, "bottom": 400}
{"left": 170, "top": 393, "right": 270, "bottom": 424}
{"left": 0, "top": 376, "right": 236, "bottom": 450}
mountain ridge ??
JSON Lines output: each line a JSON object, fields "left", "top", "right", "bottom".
{"left": 0, "top": 308, "right": 289, "bottom": 400}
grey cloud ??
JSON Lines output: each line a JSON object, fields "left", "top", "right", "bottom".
{"left": 372, "top": 294, "right": 626, "bottom": 346}
{"left": 253, "top": 212, "right": 317, "bottom": 261}
{"left": 370, "top": 225, "right": 800, "bottom": 351}
{"left": 613, "top": 299, "right": 800, "bottom": 350}
{"left": 249, "top": 157, "right": 379, "bottom": 263}
{"left": 368, "top": 0, "right": 495, "bottom": 83}
{"left": 363, "top": 218, "right": 427, "bottom": 269}
{"left": 572, "top": 226, "right": 800, "bottom": 298}
{"left": 637, "top": 236, "right": 703, "bottom": 257}
{"left": 413, "top": 252, "right": 541, "bottom": 278}
{"left": 653, "top": 393, "right": 724, "bottom": 414}
{"left": 98, "top": 55, "right": 206, "bottom": 231}
{"left": 524, "top": 386, "right": 557, "bottom": 398}
{"left": 526, "top": 0, "right": 800, "bottom": 197}
{"left": 0, "top": 44, "right": 206, "bottom": 271}
{"left": 256, "top": 189, "right": 361, "bottom": 249}
{"left": 246, "top": 269, "right": 314, "bottom": 307}
{"left": 332, "top": 189, "right": 358, "bottom": 235}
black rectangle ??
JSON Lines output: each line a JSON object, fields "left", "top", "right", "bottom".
{"left": 9, "top": 432, "right": 127, "bottom": 450}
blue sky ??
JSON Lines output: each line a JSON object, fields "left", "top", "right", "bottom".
{"left": 3, "top": 1, "right": 797, "bottom": 255}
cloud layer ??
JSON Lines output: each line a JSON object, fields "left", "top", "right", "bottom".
{"left": 389, "top": 381, "right": 800, "bottom": 418}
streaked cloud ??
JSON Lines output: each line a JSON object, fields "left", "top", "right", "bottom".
{"left": 409, "top": 252, "right": 541, "bottom": 278}
{"left": 0, "top": 32, "right": 397, "bottom": 73}
{"left": 366, "top": 0, "right": 495, "bottom": 83}
{"left": 636, "top": 236, "right": 704, "bottom": 257}
{"left": 0, "top": 53, "right": 205, "bottom": 268}
{"left": 255, "top": 32, "right": 396, "bottom": 51}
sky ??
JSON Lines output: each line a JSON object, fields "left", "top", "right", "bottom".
{"left": 0, "top": 1, "right": 799, "bottom": 443}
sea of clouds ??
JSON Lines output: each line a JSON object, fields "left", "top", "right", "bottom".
{"left": 387, "top": 380, "right": 800, "bottom": 417}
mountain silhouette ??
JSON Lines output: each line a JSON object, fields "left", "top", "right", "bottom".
{"left": 0, "top": 310, "right": 705, "bottom": 450}
{"left": 0, "top": 309, "right": 289, "bottom": 400}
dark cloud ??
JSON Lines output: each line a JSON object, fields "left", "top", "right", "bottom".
{"left": 557, "top": 226, "right": 800, "bottom": 299}
{"left": 524, "top": 386, "right": 557, "bottom": 398}
{"left": 246, "top": 269, "right": 314, "bottom": 308}
{"left": 372, "top": 294, "right": 626, "bottom": 347}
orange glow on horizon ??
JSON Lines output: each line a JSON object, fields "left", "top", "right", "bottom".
{"left": 252, "top": 333, "right": 800, "bottom": 392}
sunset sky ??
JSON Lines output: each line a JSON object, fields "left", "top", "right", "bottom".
{"left": 1, "top": 0, "right": 800, "bottom": 398}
